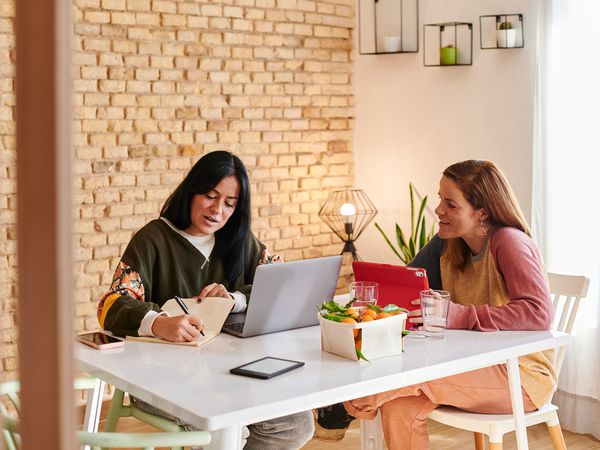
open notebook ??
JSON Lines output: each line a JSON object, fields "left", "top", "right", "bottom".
{"left": 127, "top": 296, "right": 235, "bottom": 347}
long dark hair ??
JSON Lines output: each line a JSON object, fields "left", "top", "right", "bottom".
{"left": 443, "top": 160, "right": 530, "bottom": 270}
{"left": 160, "top": 151, "right": 251, "bottom": 283}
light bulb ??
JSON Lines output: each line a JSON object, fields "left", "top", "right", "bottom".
{"left": 340, "top": 202, "right": 356, "bottom": 221}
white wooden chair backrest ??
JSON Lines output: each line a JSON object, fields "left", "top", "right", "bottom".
{"left": 547, "top": 272, "right": 590, "bottom": 375}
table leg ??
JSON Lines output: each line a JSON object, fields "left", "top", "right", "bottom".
{"left": 507, "top": 357, "right": 529, "bottom": 450}
{"left": 81, "top": 378, "right": 105, "bottom": 450}
{"left": 205, "top": 425, "right": 242, "bottom": 450}
{"left": 360, "top": 412, "right": 383, "bottom": 450}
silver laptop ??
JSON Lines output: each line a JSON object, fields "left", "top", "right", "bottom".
{"left": 222, "top": 255, "right": 343, "bottom": 338}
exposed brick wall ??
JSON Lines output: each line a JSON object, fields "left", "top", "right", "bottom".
{"left": 0, "top": 0, "right": 355, "bottom": 381}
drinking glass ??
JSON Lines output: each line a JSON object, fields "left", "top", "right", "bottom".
{"left": 349, "top": 281, "right": 378, "bottom": 313}
{"left": 419, "top": 289, "right": 451, "bottom": 339}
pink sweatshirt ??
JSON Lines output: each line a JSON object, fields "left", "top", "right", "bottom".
{"left": 445, "top": 227, "right": 553, "bottom": 331}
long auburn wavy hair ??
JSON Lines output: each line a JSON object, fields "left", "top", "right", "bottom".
{"left": 443, "top": 160, "right": 531, "bottom": 270}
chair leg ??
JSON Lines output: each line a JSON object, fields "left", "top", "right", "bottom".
{"left": 547, "top": 424, "right": 567, "bottom": 450}
{"left": 489, "top": 442, "right": 503, "bottom": 450}
{"left": 474, "top": 432, "right": 485, "bottom": 450}
{"left": 104, "top": 388, "right": 125, "bottom": 432}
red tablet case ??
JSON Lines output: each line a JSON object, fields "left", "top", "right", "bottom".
{"left": 352, "top": 261, "right": 429, "bottom": 310}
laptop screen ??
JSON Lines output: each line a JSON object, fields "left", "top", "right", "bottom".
{"left": 224, "top": 255, "right": 343, "bottom": 338}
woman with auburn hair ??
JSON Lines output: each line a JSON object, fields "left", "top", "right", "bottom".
{"left": 441, "top": 159, "right": 531, "bottom": 271}
{"left": 315, "top": 160, "right": 555, "bottom": 449}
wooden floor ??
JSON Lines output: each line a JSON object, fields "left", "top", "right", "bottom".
{"left": 102, "top": 414, "right": 600, "bottom": 449}
{"left": 303, "top": 420, "right": 600, "bottom": 450}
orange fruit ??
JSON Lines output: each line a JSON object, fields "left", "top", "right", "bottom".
{"left": 375, "top": 312, "right": 391, "bottom": 320}
{"left": 361, "top": 309, "right": 377, "bottom": 320}
{"left": 341, "top": 317, "right": 359, "bottom": 338}
{"left": 346, "top": 307, "right": 359, "bottom": 318}
{"left": 355, "top": 339, "right": 362, "bottom": 351}
{"left": 361, "top": 315, "right": 374, "bottom": 322}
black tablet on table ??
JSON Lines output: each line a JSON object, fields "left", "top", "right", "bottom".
{"left": 230, "top": 357, "right": 304, "bottom": 379}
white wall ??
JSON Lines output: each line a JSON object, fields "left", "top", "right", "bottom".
{"left": 354, "top": 0, "right": 539, "bottom": 264}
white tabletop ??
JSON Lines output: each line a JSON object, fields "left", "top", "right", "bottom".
{"left": 76, "top": 327, "right": 568, "bottom": 432}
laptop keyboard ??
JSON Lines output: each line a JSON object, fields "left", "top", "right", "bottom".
{"left": 227, "top": 322, "right": 245, "bottom": 332}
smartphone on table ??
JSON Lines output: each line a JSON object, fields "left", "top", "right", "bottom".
{"left": 76, "top": 331, "right": 124, "bottom": 350}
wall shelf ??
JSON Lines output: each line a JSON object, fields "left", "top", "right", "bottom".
{"left": 480, "top": 14, "right": 524, "bottom": 49}
{"left": 423, "top": 22, "right": 473, "bottom": 66}
{"left": 358, "top": 0, "right": 419, "bottom": 55}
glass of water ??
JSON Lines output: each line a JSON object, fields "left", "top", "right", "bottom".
{"left": 349, "top": 281, "right": 378, "bottom": 313}
{"left": 419, "top": 289, "right": 451, "bottom": 339}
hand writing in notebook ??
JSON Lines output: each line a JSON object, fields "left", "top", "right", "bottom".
{"left": 128, "top": 297, "right": 236, "bottom": 347}
{"left": 174, "top": 295, "right": 204, "bottom": 336}
{"left": 151, "top": 314, "right": 204, "bottom": 342}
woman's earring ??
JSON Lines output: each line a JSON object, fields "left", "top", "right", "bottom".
{"left": 480, "top": 221, "right": 488, "bottom": 236}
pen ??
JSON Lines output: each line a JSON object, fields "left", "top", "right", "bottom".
{"left": 174, "top": 295, "right": 204, "bottom": 336}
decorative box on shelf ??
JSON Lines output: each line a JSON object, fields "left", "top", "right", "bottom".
{"left": 480, "top": 14, "right": 524, "bottom": 49}
{"left": 423, "top": 22, "right": 473, "bottom": 67}
{"left": 358, "top": 0, "right": 419, "bottom": 55}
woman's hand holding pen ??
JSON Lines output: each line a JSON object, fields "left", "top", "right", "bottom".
{"left": 152, "top": 315, "right": 204, "bottom": 342}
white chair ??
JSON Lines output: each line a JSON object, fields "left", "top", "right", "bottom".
{"left": 0, "top": 378, "right": 212, "bottom": 450}
{"left": 428, "top": 272, "right": 590, "bottom": 450}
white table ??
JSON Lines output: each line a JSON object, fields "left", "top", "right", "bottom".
{"left": 76, "top": 327, "right": 568, "bottom": 450}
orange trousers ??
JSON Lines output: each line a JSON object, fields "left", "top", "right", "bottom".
{"left": 344, "top": 364, "right": 537, "bottom": 450}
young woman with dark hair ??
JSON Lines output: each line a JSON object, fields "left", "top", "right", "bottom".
{"left": 98, "top": 150, "right": 313, "bottom": 449}
{"left": 316, "top": 160, "right": 555, "bottom": 449}
{"left": 160, "top": 150, "right": 252, "bottom": 284}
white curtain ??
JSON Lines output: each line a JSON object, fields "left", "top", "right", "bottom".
{"left": 533, "top": 0, "right": 600, "bottom": 440}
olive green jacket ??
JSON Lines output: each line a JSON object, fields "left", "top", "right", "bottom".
{"left": 101, "top": 219, "right": 265, "bottom": 336}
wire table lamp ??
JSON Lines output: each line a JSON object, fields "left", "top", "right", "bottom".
{"left": 318, "top": 189, "right": 378, "bottom": 260}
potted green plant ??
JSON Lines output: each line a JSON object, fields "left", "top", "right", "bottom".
{"left": 440, "top": 44, "right": 457, "bottom": 65}
{"left": 374, "top": 183, "right": 435, "bottom": 264}
{"left": 497, "top": 20, "right": 517, "bottom": 48}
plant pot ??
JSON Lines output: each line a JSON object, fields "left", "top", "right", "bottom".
{"left": 383, "top": 35, "right": 402, "bottom": 53}
{"left": 440, "top": 47, "right": 457, "bottom": 65}
{"left": 496, "top": 29, "right": 517, "bottom": 48}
